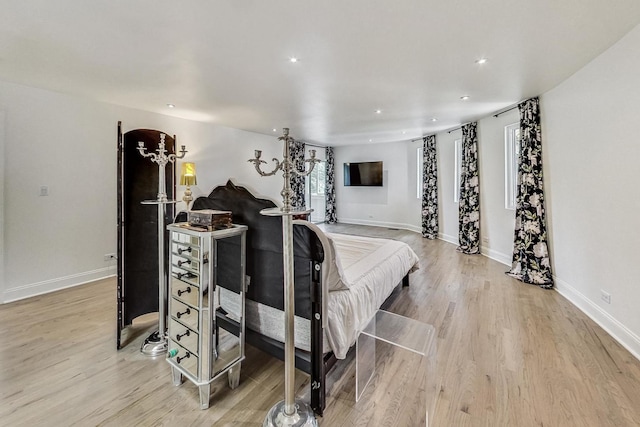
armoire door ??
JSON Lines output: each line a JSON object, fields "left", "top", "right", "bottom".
{"left": 116, "top": 122, "right": 176, "bottom": 349}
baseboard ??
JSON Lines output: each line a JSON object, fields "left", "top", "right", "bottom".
{"left": 554, "top": 276, "right": 640, "bottom": 361}
{"left": 482, "top": 248, "right": 511, "bottom": 267}
{"left": 1, "top": 266, "right": 116, "bottom": 303}
{"left": 438, "top": 232, "right": 458, "bottom": 245}
{"left": 338, "top": 218, "right": 421, "bottom": 234}
{"left": 437, "top": 232, "right": 511, "bottom": 266}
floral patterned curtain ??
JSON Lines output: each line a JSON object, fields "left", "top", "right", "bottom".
{"left": 289, "top": 139, "right": 306, "bottom": 209}
{"left": 325, "top": 147, "right": 337, "bottom": 223}
{"left": 457, "top": 122, "right": 480, "bottom": 254}
{"left": 507, "top": 97, "right": 554, "bottom": 288}
{"left": 421, "top": 135, "right": 438, "bottom": 239}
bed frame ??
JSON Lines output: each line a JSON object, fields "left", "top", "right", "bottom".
{"left": 178, "top": 180, "right": 408, "bottom": 415}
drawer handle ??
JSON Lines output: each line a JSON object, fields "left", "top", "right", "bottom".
{"left": 177, "top": 287, "right": 192, "bottom": 297}
{"left": 177, "top": 246, "right": 192, "bottom": 255}
{"left": 177, "top": 259, "right": 191, "bottom": 267}
{"left": 176, "top": 329, "right": 191, "bottom": 341}
{"left": 177, "top": 352, "right": 191, "bottom": 364}
{"left": 176, "top": 308, "right": 191, "bottom": 319}
{"left": 177, "top": 272, "right": 196, "bottom": 280}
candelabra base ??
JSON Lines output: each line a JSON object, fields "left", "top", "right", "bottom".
{"left": 140, "top": 330, "right": 167, "bottom": 357}
{"left": 263, "top": 400, "right": 318, "bottom": 427}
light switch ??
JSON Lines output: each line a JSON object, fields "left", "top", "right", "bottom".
{"left": 40, "top": 186, "right": 49, "bottom": 196}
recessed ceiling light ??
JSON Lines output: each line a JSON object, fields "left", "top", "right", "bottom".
{"left": 460, "top": 95, "right": 470, "bottom": 100}
{"left": 166, "top": 103, "right": 175, "bottom": 108}
{"left": 475, "top": 58, "right": 487, "bottom": 64}
{"left": 402, "top": 131, "right": 406, "bottom": 134}
{"left": 431, "top": 118, "right": 437, "bottom": 122}
{"left": 272, "top": 128, "right": 277, "bottom": 132}
{"left": 289, "top": 57, "right": 298, "bottom": 63}
{"left": 369, "top": 139, "right": 373, "bottom": 142}
{"left": 375, "top": 109, "right": 382, "bottom": 114}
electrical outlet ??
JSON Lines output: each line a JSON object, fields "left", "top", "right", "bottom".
{"left": 600, "top": 290, "right": 611, "bottom": 304}
{"left": 482, "top": 237, "right": 489, "bottom": 244}
{"left": 104, "top": 253, "right": 116, "bottom": 261}
{"left": 368, "top": 214, "right": 374, "bottom": 218}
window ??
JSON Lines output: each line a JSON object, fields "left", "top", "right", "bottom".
{"left": 505, "top": 123, "right": 521, "bottom": 210}
{"left": 309, "top": 161, "right": 326, "bottom": 196}
{"left": 416, "top": 146, "right": 422, "bottom": 199}
{"left": 305, "top": 160, "right": 326, "bottom": 223}
{"left": 454, "top": 139, "right": 462, "bottom": 203}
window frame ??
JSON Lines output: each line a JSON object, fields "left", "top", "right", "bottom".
{"left": 504, "top": 123, "right": 520, "bottom": 210}
{"left": 417, "top": 146, "right": 422, "bottom": 199}
{"left": 454, "top": 139, "right": 462, "bottom": 203}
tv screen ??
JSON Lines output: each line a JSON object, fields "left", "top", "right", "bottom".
{"left": 344, "top": 161, "right": 383, "bottom": 186}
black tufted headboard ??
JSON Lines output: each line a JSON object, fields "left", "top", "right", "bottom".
{"left": 176, "top": 180, "right": 324, "bottom": 320}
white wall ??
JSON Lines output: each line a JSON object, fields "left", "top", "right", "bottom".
{"left": 435, "top": 110, "right": 518, "bottom": 264}
{"left": 334, "top": 140, "right": 422, "bottom": 232}
{"left": 333, "top": 118, "right": 519, "bottom": 263}
{"left": 476, "top": 110, "right": 519, "bottom": 265}
{"left": 541, "top": 24, "right": 640, "bottom": 359}
{"left": 0, "top": 80, "right": 282, "bottom": 302}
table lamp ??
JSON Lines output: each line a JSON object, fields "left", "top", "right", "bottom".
{"left": 180, "top": 162, "right": 197, "bottom": 209}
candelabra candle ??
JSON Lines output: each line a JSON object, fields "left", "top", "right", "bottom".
{"left": 137, "top": 133, "right": 188, "bottom": 357}
{"left": 250, "top": 128, "right": 320, "bottom": 427}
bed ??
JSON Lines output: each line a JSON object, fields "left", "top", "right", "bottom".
{"left": 179, "top": 180, "right": 419, "bottom": 415}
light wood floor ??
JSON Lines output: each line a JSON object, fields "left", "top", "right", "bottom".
{"left": 2, "top": 224, "right": 640, "bottom": 426}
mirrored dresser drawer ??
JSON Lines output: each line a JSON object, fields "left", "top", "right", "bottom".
{"left": 166, "top": 223, "right": 247, "bottom": 410}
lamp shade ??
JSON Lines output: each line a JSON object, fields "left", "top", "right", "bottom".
{"left": 180, "top": 162, "right": 197, "bottom": 186}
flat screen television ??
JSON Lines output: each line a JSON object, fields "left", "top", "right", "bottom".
{"left": 344, "top": 161, "right": 383, "bottom": 186}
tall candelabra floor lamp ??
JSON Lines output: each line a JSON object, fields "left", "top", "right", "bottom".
{"left": 249, "top": 128, "right": 319, "bottom": 427}
{"left": 137, "top": 134, "right": 187, "bottom": 356}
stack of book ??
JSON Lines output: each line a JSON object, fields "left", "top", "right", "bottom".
{"left": 187, "top": 209, "right": 233, "bottom": 230}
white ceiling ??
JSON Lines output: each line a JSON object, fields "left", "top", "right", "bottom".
{"left": 1, "top": 1, "right": 640, "bottom": 146}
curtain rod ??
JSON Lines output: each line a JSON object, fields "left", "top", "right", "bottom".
{"left": 305, "top": 143, "right": 326, "bottom": 149}
{"left": 440, "top": 104, "right": 520, "bottom": 134}
{"left": 493, "top": 104, "right": 518, "bottom": 117}
{"left": 412, "top": 124, "right": 466, "bottom": 139}
{"left": 410, "top": 134, "right": 436, "bottom": 143}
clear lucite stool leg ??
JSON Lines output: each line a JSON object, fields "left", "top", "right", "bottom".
{"left": 425, "top": 338, "right": 438, "bottom": 427}
{"left": 356, "top": 328, "right": 376, "bottom": 401}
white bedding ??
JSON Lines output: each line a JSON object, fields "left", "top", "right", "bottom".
{"left": 219, "top": 225, "right": 419, "bottom": 360}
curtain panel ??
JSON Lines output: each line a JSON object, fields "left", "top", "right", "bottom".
{"left": 507, "top": 97, "right": 554, "bottom": 288}
{"left": 289, "top": 139, "right": 306, "bottom": 209}
{"left": 421, "top": 135, "right": 438, "bottom": 239}
{"left": 324, "top": 147, "right": 337, "bottom": 223}
{"left": 457, "top": 122, "right": 480, "bottom": 254}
